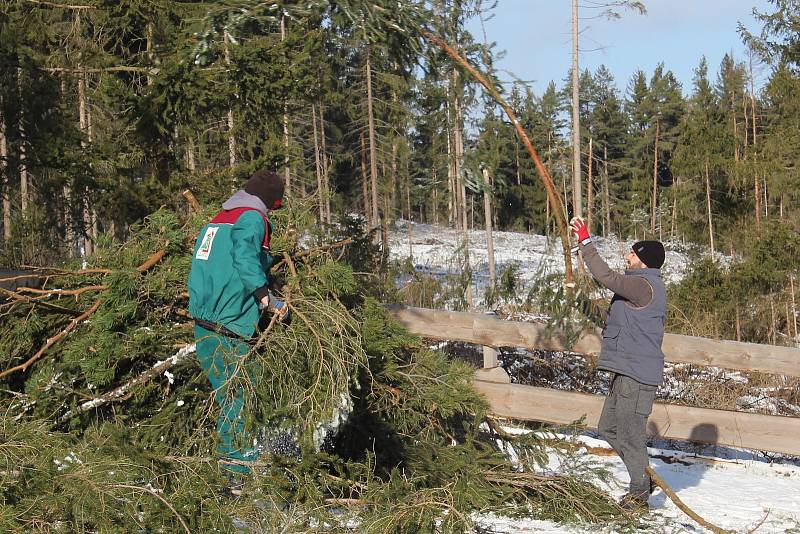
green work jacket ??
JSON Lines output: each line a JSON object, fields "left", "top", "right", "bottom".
{"left": 188, "top": 207, "right": 274, "bottom": 338}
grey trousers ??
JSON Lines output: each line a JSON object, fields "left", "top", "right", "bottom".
{"left": 598, "top": 373, "right": 657, "bottom": 497}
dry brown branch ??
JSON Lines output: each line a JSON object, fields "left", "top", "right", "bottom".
{"left": 421, "top": 30, "right": 574, "bottom": 285}
{"left": 646, "top": 466, "right": 731, "bottom": 534}
{"left": 25, "top": 0, "right": 96, "bottom": 9}
{"left": 111, "top": 484, "right": 191, "bottom": 534}
{"left": 0, "top": 247, "right": 166, "bottom": 380}
{"left": 17, "top": 285, "right": 107, "bottom": 297}
{"left": 0, "top": 299, "right": 102, "bottom": 379}
{"left": 0, "top": 287, "right": 82, "bottom": 316}
{"left": 42, "top": 66, "right": 159, "bottom": 75}
{"left": 181, "top": 190, "right": 202, "bottom": 213}
{"left": 136, "top": 248, "right": 167, "bottom": 273}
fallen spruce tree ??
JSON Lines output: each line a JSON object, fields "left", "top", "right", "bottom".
{"left": 0, "top": 193, "right": 631, "bottom": 532}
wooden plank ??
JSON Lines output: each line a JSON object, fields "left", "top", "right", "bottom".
{"left": 474, "top": 380, "right": 800, "bottom": 456}
{"left": 385, "top": 305, "right": 800, "bottom": 377}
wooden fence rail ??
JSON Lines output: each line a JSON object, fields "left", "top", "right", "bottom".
{"left": 474, "top": 381, "right": 800, "bottom": 456}
{"left": 385, "top": 305, "right": 800, "bottom": 377}
{"left": 385, "top": 305, "right": 800, "bottom": 456}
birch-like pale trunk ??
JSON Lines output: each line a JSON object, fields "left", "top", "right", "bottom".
{"left": 570, "top": 0, "right": 582, "bottom": 217}
{"left": 311, "top": 103, "right": 324, "bottom": 223}
{"left": 586, "top": 137, "right": 593, "bottom": 233}
{"left": 365, "top": 45, "right": 380, "bottom": 229}
{"left": 445, "top": 84, "right": 456, "bottom": 228}
{"left": 650, "top": 119, "right": 659, "bottom": 234}
{"left": 705, "top": 158, "right": 715, "bottom": 257}
{"left": 482, "top": 167, "right": 496, "bottom": 292}
{"left": 360, "top": 132, "right": 371, "bottom": 225}
{"left": 187, "top": 137, "right": 196, "bottom": 171}
{"left": 603, "top": 145, "right": 610, "bottom": 238}
{"left": 281, "top": 15, "right": 291, "bottom": 196}
{"left": 0, "top": 111, "right": 10, "bottom": 242}
{"left": 791, "top": 274, "right": 798, "bottom": 345}
{"left": 17, "top": 67, "right": 29, "bottom": 217}
{"left": 78, "top": 67, "right": 94, "bottom": 257}
{"left": 452, "top": 70, "right": 472, "bottom": 307}
{"left": 318, "top": 100, "right": 331, "bottom": 224}
{"left": 223, "top": 31, "right": 236, "bottom": 169}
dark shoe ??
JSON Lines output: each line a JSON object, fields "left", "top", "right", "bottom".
{"left": 619, "top": 493, "right": 649, "bottom": 513}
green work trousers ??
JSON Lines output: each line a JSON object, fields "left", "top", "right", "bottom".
{"left": 194, "top": 325, "right": 258, "bottom": 473}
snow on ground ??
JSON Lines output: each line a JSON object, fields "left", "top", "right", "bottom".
{"left": 476, "top": 434, "right": 800, "bottom": 533}
{"left": 387, "top": 223, "right": 800, "bottom": 532}
{"left": 388, "top": 220, "right": 694, "bottom": 304}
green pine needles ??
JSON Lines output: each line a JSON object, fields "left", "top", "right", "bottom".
{"left": 0, "top": 199, "right": 628, "bottom": 532}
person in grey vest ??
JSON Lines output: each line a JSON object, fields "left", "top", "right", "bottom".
{"left": 571, "top": 217, "right": 666, "bottom": 511}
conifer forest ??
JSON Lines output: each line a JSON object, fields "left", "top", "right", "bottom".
{"left": 1, "top": 0, "right": 800, "bottom": 532}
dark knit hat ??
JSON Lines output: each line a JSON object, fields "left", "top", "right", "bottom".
{"left": 244, "top": 169, "right": 285, "bottom": 210}
{"left": 632, "top": 240, "right": 665, "bottom": 269}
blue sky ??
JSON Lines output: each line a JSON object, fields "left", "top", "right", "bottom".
{"left": 467, "top": 0, "right": 773, "bottom": 96}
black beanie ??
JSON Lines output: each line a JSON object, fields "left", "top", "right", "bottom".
{"left": 244, "top": 169, "right": 285, "bottom": 210}
{"left": 632, "top": 240, "right": 665, "bottom": 269}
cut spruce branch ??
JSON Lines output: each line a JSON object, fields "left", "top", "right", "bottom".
{"left": 0, "top": 298, "right": 102, "bottom": 379}
{"left": 0, "top": 247, "right": 167, "bottom": 379}
{"left": 57, "top": 344, "right": 196, "bottom": 424}
{"left": 421, "top": 29, "right": 574, "bottom": 285}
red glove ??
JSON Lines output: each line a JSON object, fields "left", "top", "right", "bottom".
{"left": 570, "top": 217, "right": 591, "bottom": 246}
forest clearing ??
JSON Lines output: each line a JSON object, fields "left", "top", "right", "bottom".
{"left": 2, "top": 0, "right": 800, "bottom": 532}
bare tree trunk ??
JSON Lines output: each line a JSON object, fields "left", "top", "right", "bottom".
{"left": 319, "top": 100, "right": 331, "bottom": 224}
{"left": 755, "top": 173, "right": 761, "bottom": 228}
{"left": 791, "top": 274, "right": 798, "bottom": 345}
{"left": 187, "top": 137, "right": 196, "bottom": 171}
{"left": 650, "top": 119, "right": 659, "bottom": 234}
{"left": 570, "top": 0, "right": 582, "bottom": 217}
{"left": 453, "top": 71, "right": 472, "bottom": 307}
{"left": 360, "top": 132, "right": 370, "bottom": 225}
{"left": 586, "top": 137, "right": 593, "bottom": 233}
{"left": 223, "top": 31, "right": 236, "bottom": 169}
{"left": 603, "top": 145, "right": 610, "bottom": 238}
{"left": 312, "top": 103, "right": 324, "bottom": 223}
{"left": 705, "top": 158, "right": 715, "bottom": 257}
{"left": 671, "top": 176, "right": 678, "bottom": 240}
{"left": 146, "top": 22, "right": 156, "bottom": 87}
{"left": 76, "top": 60, "right": 94, "bottom": 257}
{"left": 735, "top": 303, "right": 741, "bottom": 342}
{"left": 445, "top": 87, "right": 455, "bottom": 228}
{"left": 0, "top": 111, "right": 9, "bottom": 242}
{"left": 280, "top": 19, "right": 291, "bottom": 195}
{"left": 482, "top": 167, "right": 496, "bottom": 293}
{"left": 390, "top": 139, "right": 398, "bottom": 218}
{"left": 770, "top": 299, "right": 777, "bottom": 345}
{"left": 17, "top": 67, "right": 29, "bottom": 218}
{"left": 365, "top": 44, "right": 380, "bottom": 229}
{"left": 731, "top": 91, "right": 740, "bottom": 163}
{"left": 432, "top": 178, "right": 439, "bottom": 225}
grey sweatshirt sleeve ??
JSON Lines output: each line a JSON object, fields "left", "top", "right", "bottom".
{"left": 579, "top": 242, "right": 652, "bottom": 308}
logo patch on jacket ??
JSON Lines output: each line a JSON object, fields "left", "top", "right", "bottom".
{"left": 195, "top": 227, "right": 218, "bottom": 260}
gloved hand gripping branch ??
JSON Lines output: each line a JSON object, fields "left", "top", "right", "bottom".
{"left": 259, "top": 292, "right": 292, "bottom": 325}
{"left": 570, "top": 217, "right": 592, "bottom": 246}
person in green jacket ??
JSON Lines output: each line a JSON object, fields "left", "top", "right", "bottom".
{"left": 188, "top": 169, "right": 288, "bottom": 474}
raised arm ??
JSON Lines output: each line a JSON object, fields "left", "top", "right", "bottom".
{"left": 571, "top": 218, "right": 652, "bottom": 308}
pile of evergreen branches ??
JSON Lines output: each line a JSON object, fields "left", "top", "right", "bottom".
{"left": 0, "top": 195, "right": 628, "bottom": 532}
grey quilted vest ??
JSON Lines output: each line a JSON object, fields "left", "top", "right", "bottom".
{"left": 597, "top": 268, "right": 667, "bottom": 386}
